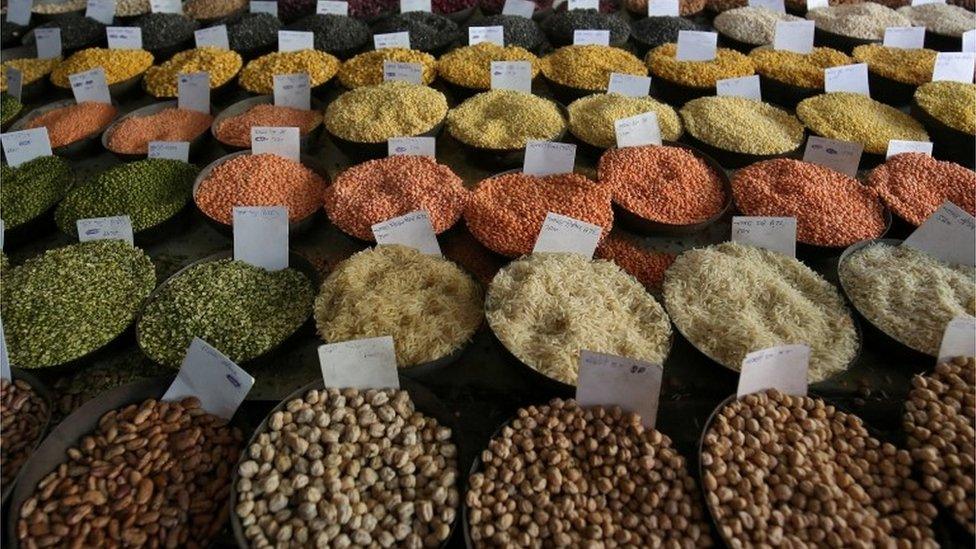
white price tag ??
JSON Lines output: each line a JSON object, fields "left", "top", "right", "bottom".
{"left": 195, "top": 26, "right": 230, "bottom": 49}
{"left": 576, "top": 351, "right": 663, "bottom": 428}
{"left": 607, "top": 73, "right": 651, "bottom": 97}
{"left": 374, "top": 31, "right": 410, "bottom": 49}
{"left": 35, "top": 28, "right": 63, "bottom": 60}
{"left": 251, "top": 0, "right": 278, "bottom": 15}
{"left": 523, "top": 140, "right": 576, "bottom": 176}
{"left": 6, "top": 68, "right": 22, "bottom": 102}
{"left": 732, "top": 216, "right": 797, "bottom": 257}
{"left": 0, "top": 320, "right": 10, "bottom": 382}
{"left": 490, "top": 60, "right": 532, "bottom": 93}
{"left": 150, "top": 0, "right": 182, "bottom": 13}
{"left": 614, "top": 111, "right": 661, "bottom": 148}
{"left": 647, "top": 0, "right": 679, "bottom": 15}
{"left": 502, "top": 0, "right": 535, "bottom": 17}
{"left": 147, "top": 140, "right": 190, "bottom": 161}
{"left": 802, "top": 136, "right": 863, "bottom": 177}
{"left": 912, "top": 0, "right": 945, "bottom": 5}
{"left": 279, "top": 30, "right": 314, "bottom": 52}
{"left": 806, "top": 0, "right": 828, "bottom": 8}
{"left": 107, "top": 27, "right": 142, "bottom": 49}
{"left": 886, "top": 139, "right": 933, "bottom": 159}
{"left": 963, "top": 29, "right": 976, "bottom": 53}
{"left": 1, "top": 128, "right": 53, "bottom": 167}
{"left": 533, "top": 212, "right": 601, "bottom": 258}
{"left": 773, "top": 20, "right": 814, "bottom": 54}
{"left": 388, "top": 136, "right": 435, "bottom": 157}
{"left": 318, "top": 336, "right": 400, "bottom": 390}
{"left": 469, "top": 25, "right": 505, "bottom": 46}
{"left": 383, "top": 61, "right": 423, "bottom": 84}
{"left": 824, "top": 63, "right": 870, "bottom": 95}
{"left": 737, "top": 344, "right": 810, "bottom": 398}
{"left": 749, "top": 0, "right": 785, "bottom": 11}
{"left": 716, "top": 74, "right": 761, "bottom": 101}
{"left": 401, "top": 0, "right": 432, "bottom": 11}
{"left": 86, "top": 0, "right": 116, "bottom": 25}
{"left": 883, "top": 26, "right": 925, "bottom": 49}
{"left": 76, "top": 215, "right": 134, "bottom": 245}
{"left": 371, "top": 210, "right": 441, "bottom": 255}
{"left": 251, "top": 126, "right": 301, "bottom": 162}
{"left": 178, "top": 71, "right": 210, "bottom": 113}
{"left": 568, "top": 0, "right": 598, "bottom": 8}
{"left": 675, "top": 30, "right": 717, "bottom": 61}
{"left": 318, "top": 0, "right": 350, "bottom": 14}
{"left": 5, "top": 0, "right": 31, "bottom": 26}
{"left": 233, "top": 206, "right": 289, "bottom": 271}
{"left": 573, "top": 30, "right": 610, "bottom": 46}
{"left": 163, "top": 338, "right": 254, "bottom": 420}
{"left": 274, "top": 73, "right": 311, "bottom": 110}
{"left": 938, "top": 315, "right": 976, "bottom": 363}
{"left": 69, "top": 68, "right": 112, "bottom": 104}
{"left": 902, "top": 202, "right": 976, "bottom": 267}
{"left": 932, "top": 52, "right": 976, "bottom": 83}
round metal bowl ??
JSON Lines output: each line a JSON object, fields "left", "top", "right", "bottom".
{"left": 30, "top": 3, "right": 86, "bottom": 24}
{"left": 910, "top": 98, "right": 976, "bottom": 170}
{"left": 51, "top": 68, "right": 147, "bottom": 98}
{"left": 0, "top": 368, "right": 55, "bottom": 507}
{"left": 101, "top": 99, "right": 214, "bottom": 160}
{"left": 866, "top": 68, "right": 919, "bottom": 107}
{"left": 541, "top": 72, "right": 606, "bottom": 105}
{"left": 924, "top": 30, "right": 962, "bottom": 52}
{"left": 210, "top": 95, "right": 324, "bottom": 153}
{"left": 2, "top": 198, "right": 60, "bottom": 249}
{"left": 794, "top": 207, "right": 893, "bottom": 261}
{"left": 447, "top": 100, "right": 568, "bottom": 168}
{"left": 717, "top": 31, "right": 764, "bottom": 54}
{"left": 9, "top": 97, "right": 118, "bottom": 158}
{"left": 327, "top": 117, "right": 445, "bottom": 162}
{"left": 1, "top": 45, "right": 51, "bottom": 100}
{"left": 680, "top": 128, "right": 805, "bottom": 170}
{"left": 758, "top": 73, "right": 821, "bottom": 109}
{"left": 650, "top": 72, "right": 715, "bottom": 106}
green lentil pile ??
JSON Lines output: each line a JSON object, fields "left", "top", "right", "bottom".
{"left": 55, "top": 159, "right": 199, "bottom": 237}
{"left": 568, "top": 93, "right": 682, "bottom": 148}
{"left": 324, "top": 81, "right": 448, "bottom": 143}
{"left": 797, "top": 92, "right": 929, "bottom": 155}
{"left": 1, "top": 155, "right": 71, "bottom": 230}
{"left": 681, "top": 96, "right": 805, "bottom": 155}
{"left": 446, "top": 89, "right": 566, "bottom": 149}
{"left": 2, "top": 240, "right": 155, "bottom": 369}
{"left": 1, "top": 92, "right": 22, "bottom": 126}
{"left": 136, "top": 259, "right": 314, "bottom": 368}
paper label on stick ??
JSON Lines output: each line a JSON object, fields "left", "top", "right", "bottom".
{"left": 150, "top": 0, "right": 182, "bottom": 13}
{"left": 0, "top": 319, "right": 10, "bottom": 382}
{"left": 107, "top": 27, "right": 142, "bottom": 49}
{"left": 568, "top": 0, "right": 599, "bottom": 9}
{"left": 647, "top": 0, "right": 680, "bottom": 16}
{"left": 573, "top": 30, "right": 610, "bottom": 46}
{"left": 318, "top": 336, "right": 400, "bottom": 390}
{"left": 912, "top": 0, "right": 945, "bottom": 5}
{"left": 886, "top": 139, "right": 932, "bottom": 159}
{"left": 749, "top": 0, "right": 785, "bottom": 12}
{"left": 274, "top": 73, "right": 311, "bottom": 110}
{"left": 737, "top": 344, "right": 810, "bottom": 398}
{"left": 902, "top": 202, "right": 976, "bottom": 267}
{"left": 233, "top": 206, "right": 289, "bottom": 271}
{"left": 383, "top": 61, "right": 423, "bottom": 84}
{"left": 164, "top": 338, "right": 254, "bottom": 420}
{"left": 6, "top": 68, "right": 22, "bottom": 102}
{"left": 963, "top": 29, "right": 976, "bottom": 53}
{"left": 883, "top": 26, "right": 925, "bottom": 49}
{"left": 576, "top": 351, "right": 663, "bottom": 428}
{"left": 178, "top": 71, "right": 210, "bottom": 113}
{"left": 716, "top": 74, "right": 761, "bottom": 101}
{"left": 607, "top": 73, "right": 651, "bottom": 96}
{"left": 732, "top": 216, "right": 796, "bottom": 257}
{"left": 372, "top": 210, "right": 441, "bottom": 256}
{"left": 195, "top": 25, "right": 230, "bottom": 49}
{"left": 490, "top": 60, "right": 532, "bottom": 93}
{"left": 374, "top": 31, "right": 410, "bottom": 49}
{"left": 773, "top": 20, "right": 814, "bottom": 54}
{"left": 932, "top": 52, "right": 976, "bottom": 83}
{"left": 318, "top": 0, "right": 350, "bottom": 14}
{"left": 86, "top": 0, "right": 116, "bottom": 25}
{"left": 502, "top": 0, "right": 535, "bottom": 17}
{"left": 523, "top": 140, "right": 576, "bottom": 176}
{"left": 1, "top": 128, "right": 53, "bottom": 167}
{"left": 251, "top": 127, "right": 301, "bottom": 162}
{"left": 469, "top": 26, "right": 505, "bottom": 46}
{"left": 388, "top": 136, "right": 435, "bottom": 157}
{"left": 279, "top": 30, "right": 314, "bottom": 52}
{"left": 69, "top": 67, "right": 112, "bottom": 104}
{"left": 938, "top": 315, "right": 976, "bottom": 363}
{"left": 533, "top": 212, "right": 601, "bottom": 258}
{"left": 675, "top": 31, "right": 717, "bottom": 61}
{"left": 35, "top": 28, "right": 63, "bottom": 60}
{"left": 400, "top": 0, "right": 432, "bottom": 12}
{"left": 76, "top": 216, "right": 134, "bottom": 245}
{"left": 614, "top": 111, "right": 661, "bottom": 148}
{"left": 802, "top": 136, "right": 862, "bottom": 177}
{"left": 251, "top": 0, "right": 278, "bottom": 15}
{"left": 824, "top": 63, "right": 870, "bottom": 95}
{"left": 806, "top": 0, "right": 828, "bottom": 7}
{"left": 148, "top": 141, "right": 190, "bottom": 161}
{"left": 5, "top": 0, "right": 31, "bottom": 26}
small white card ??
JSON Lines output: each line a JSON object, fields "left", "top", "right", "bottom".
{"left": 806, "top": 0, "right": 828, "bottom": 7}
{"left": 647, "top": 0, "right": 680, "bottom": 16}
{"left": 1, "top": 128, "right": 53, "bottom": 166}
{"left": 802, "top": 135, "right": 863, "bottom": 177}
{"left": 77, "top": 215, "right": 134, "bottom": 245}
{"left": 0, "top": 320, "right": 10, "bottom": 382}
{"left": 607, "top": 73, "right": 651, "bottom": 97}
{"left": 107, "top": 27, "right": 142, "bottom": 49}
{"left": 902, "top": 202, "right": 976, "bottom": 267}
{"left": 614, "top": 111, "right": 661, "bottom": 148}
{"left": 883, "top": 26, "right": 925, "bottom": 49}
{"left": 163, "top": 338, "right": 254, "bottom": 420}
{"left": 318, "top": 336, "right": 400, "bottom": 390}
{"left": 675, "top": 30, "right": 717, "bottom": 62}
{"left": 732, "top": 216, "right": 797, "bottom": 257}
{"left": 374, "top": 31, "right": 410, "bottom": 49}
{"left": 279, "top": 30, "right": 314, "bottom": 52}
{"left": 388, "top": 136, "right": 435, "bottom": 157}
{"left": 932, "top": 52, "right": 976, "bottom": 83}
{"left": 773, "top": 20, "right": 814, "bottom": 54}
{"left": 251, "top": 126, "right": 301, "bottom": 162}
{"left": 86, "top": 0, "right": 116, "bottom": 25}
{"left": 69, "top": 68, "right": 112, "bottom": 104}
{"left": 177, "top": 71, "right": 210, "bottom": 114}
{"left": 824, "top": 63, "right": 870, "bottom": 95}
{"left": 383, "top": 61, "right": 423, "bottom": 84}
{"left": 318, "top": 0, "right": 350, "bottom": 14}
{"left": 372, "top": 210, "right": 441, "bottom": 256}
{"left": 502, "top": 0, "right": 535, "bottom": 17}
{"left": 5, "top": 0, "right": 31, "bottom": 26}
{"left": 35, "top": 28, "right": 63, "bottom": 60}
{"left": 401, "top": 0, "right": 432, "bottom": 11}
{"left": 251, "top": 0, "right": 278, "bottom": 15}
{"left": 912, "top": 0, "right": 945, "bottom": 5}
{"left": 533, "top": 212, "right": 601, "bottom": 258}
{"left": 573, "top": 30, "right": 610, "bottom": 46}
{"left": 963, "top": 29, "right": 975, "bottom": 53}
{"left": 6, "top": 68, "right": 22, "bottom": 102}
{"left": 195, "top": 25, "right": 230, "bottom": 49}
{"left": 233, "top": 206, "right": 289, "bottom": 271}
{"left": 148, "top": 140, "right": 190, "bottom": 161}
{"left": 737, "top": 344, "right": 810, "bottom": 398}
{"left": 568, "top": 0, "right": 598, "bottom": 9}
{"left": 274, "top": 73, "right": 311, "bottom": 110}
{"left": 576, "top": 350, "right": 663, "bottom": 428}
{"left": 523, "top": 140, "right": 576, "bottom": 176}
{"left": 749, "top": 0, "right": 785, "bottom": 11}
{"left": 716, "top": 74, "right": 761, "bottom": 101}
{"left": 938, "top": 315, "right": 976, "bottom": 363}
{"left": 490, "top": 60, "right": 532, "bottom": 93}
{"left": 886, "top": 139, "right": 933, "bottom": 159}
{"left": 150, "top": 0, "right": 182, "bottom": 13}
{"left": 469, "top": 25, "right": 505, "bottom": 46}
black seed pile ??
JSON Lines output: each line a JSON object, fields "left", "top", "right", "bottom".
{"left": 2, "top": 21, "right": 25, "bottom": 48}
{"left": 134, "top": 13, "right": 199, "bottom": 53}
{"left": 631, "top": 16, "right": 707, "bottom": 52}
{"left": 286, "top": 14, "right": 371, "bottom": 58}
{"left": 277, "top": 0, "right": 317, "bottom": 23}
{"left": 23, "top": 15, "right": 106, "bottom": 52}
{"left": 540, "top": 9, "right": 630, "bottom": 47}
{"left": 371, "top": 12, "right": 460, "bottom": 53}
{"left": 225, "top": 12, "right": 282, "bottom": 55}
{"left": 462, "top": 14, "right": 546, "bottom": 51}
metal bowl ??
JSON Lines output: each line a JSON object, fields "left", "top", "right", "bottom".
{"left": 680, "top": 127, "right": 805, "bottom": 169}
{"left": 0, "top": 368, "right": 55, "bottom": 506}
{"left": 866, "top": 68, "right": 919, "bottom": 108}
{"left": 1, "top": 45, "right": 51, "bottom": 100}
{"left": 327, "top": 117, "right": 445, "bottom": 162}
{"left": 758, "top": 73, "right": 821, "bottom": 109}
{"left": 9, "top": 97, "right": 118, "bottom": 158}
{"left": 101, "top": 100, "right": 214, "bottom": 160}
{"left": 650, "top": 72, "right": 716, "bottom": 106}
{"left": 910, "top": 98, "right": 976, "bottom": 170}
{"left": 813, "top": 26, "right": 879, "bottom": 54}
{"left": 210, "top": 95, "right": 324, "bottom": 153}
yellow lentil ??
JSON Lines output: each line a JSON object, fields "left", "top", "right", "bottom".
{"left": 914, "top": 81, "right": 976, "bottom": 135}
{"left": 797, "top": 92, "right": 929, "bottom": 155}
{"left": 646, "top": 43, "right": 754, "bottom": 88}
{"left": 324, "top": 81, "right": 447, "bottom": 143}
{"left": 50, "top": 48, "right": 154, "bottom": 88}
{"left": 852, "top": 44, "right": 937, "bottom": 86}
{"left": 143, "top": 47, "right": 243, "bottom": 98}
{"left": 0, "top": 58, "right": 60, "bottom": 91}
{"left": 446, "top": 89, "right": 566, "bottom": 149}
{"left": 239, "top": 49, "right": 340, "bottom": 95}
{"left": 748, "top": 46, "right": 851, "bottom": 89}
{"left": 539, "top": 45, "right": 646, "bottom": 91}
{"left": 681, "top": 96, "right": 804, "bottom": 155}
{"left": 338, "top": 48, "right": 437, "bottom": 89}
{"left": 567, "top": 93, "right": 682, "bottom": 148}
{"left": 437, "top": 42, "right": 539, "bottom": 90}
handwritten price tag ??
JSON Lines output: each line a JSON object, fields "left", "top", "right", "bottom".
{"left": 490, "top": 60, "right": 532, "bottom": 93}
{"left": 731, "top": 216, "right": 796, "bottom": 257}
{"left": 533, "top": 212, "right": 601, "bottom": 258}
{"left": 647, "top": 0, "right": 679, "bottom": 15}
{"left": 107, "top": 27, "right": 142, "bottom": 49}
{"left": 77, "top": 216, "right": 134, "bottom": 245}
{"left": 773, "top": 20, "right": 814, "bottom": 53}
{"left": 938, "top": 315, "right": 976, "bottom": 363}
{"left": 318, "top": 0, "right": 350, "bottom": 14}
{"left": 233, "top": 206, "right": 289, "bottom": 271}
{"left": 401, "top": 0, "right": 432, "bottom": 11}
{"left": 147, "top": 141, "right": 189, "bottom": 161}
{"left": 912, "top": 0, "right": 946, "bottom": 5}
{"left": 274, "top": 73, "right": 311, "bottom": 110}
{"left": 251, "top": 126, "right": 301, "bottom": 162}
{"left": 902, "top": 202, "right": 976, "bottom": 267}
{"left": 469, "top": 25, "right": 504, "bottom": 46}
{"left": 251, "top": 0, "right": 278, "bottom": 15}
{"left": 576, "top": 350, "right": 663, "bottom": 428}
{"left": 675, "top": 30, "right": 717, "bottom": 61}
{"left": 886, "top": 139, "right": 932, "bottom": 159}
{"left": 6, "top": 68, "right": 22, "bottom": 101}
{"left": 177, "top": 71, "right": 210, "bottom": 113}
{"left": 737, "top": 344, "right": 810, "bottom": 398}
{"left": 502, "top": 0, "right": 535, "bottom": 17}
{"left": 374, "top": 31, "right": 410, "bottom": 49}
{"left": 150, "top": 0, "right": 182, "bottom": 13}
{"left": 568, "top": 0, "right": 599, "bottom": 8}
{"left": 0, "top": 319, "right": 10, "bottom": 382}
{"left": 195, "top": 25, "right": 229, "bottom": 49}
{"left": 86, "top": 0, "right": 116, "bottom": 25}
{"left": 824, "top": 63, "right": 870, "bottom": 95}
{"left": 964, "top": 29, "right": 975, "bottom": 53}
{"left": 607, "top": 73, "right": 651, "bottom": 97}
{"left": 573, "top": 30, "right": 610, "bottom": 46}
{"left": 318, "top": 336, "right": 400, "bottom": 390}
{"left": 614, "top": 111, "right": 661, "bottom": 148}
{"left": 802, "top": 135, "right": 862, "bottom": 177}
{"left": 388, "top": 136, "right": 435, "bottom": 157}
{"left": 716, "top": 74, "right": 761, "bottom": 101}
{"left": 383, "top": 61, "right": 423, "bottom": 84}
{"left": 749, "top": 0, "right": 785, "bottom": 10}
{"left": 69, "top": 67, "right": 112, "bottom": 104}
{"left": 164, "top": 338, "right": 254, "bottom": 419}
{"left": 932, "top": 52, "right": 976, "bottom": 83}
{"left": 1, "top": 128, "right": 53, "bottom": 166}
{"left": 6, "top": 0, "right": 31, "bottom": 25}
{"left": 523, "top": 140, "right": 576, "bottom": 176}
{"left": 279, "top": 30, "right": 314, "bottom": 52}
{"left": 35, "top": 28, "right": 62, "bottom": 59}
{"left": 807, "top": 0, "right": 828, "bottom": 8}
{"left": 884, "top": 26, "right": 925, "bottom": 49}
{"left": 372, "top": 210, "right": 441, "bottom": 255}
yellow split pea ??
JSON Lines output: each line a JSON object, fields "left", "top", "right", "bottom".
{"left": 339, "top": 48, "right": 436, "bottom": 89}
{"left": 51, "top": 48, "right": 154, "bottom": 87}
{"left": 239, "top": 49, "right": 340, "bottom": 94}
{"left": 437, "top": 42, "right": 539, "bottom": 90}
{"left": 540, "top": 45, "right": 645, "bottom": 91}
{"left": 646, "top": 43, "right": 754, "bottom": 88}
{"left": 144, "top": 47, "right": 243, "bottom": 97}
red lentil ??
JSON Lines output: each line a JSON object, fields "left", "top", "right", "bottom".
{"left": 866, "top": 152, "right": 976, "bottom": 226}
{"left": 595, "top": 232, "right": 676, "bottom": 291}
{"left": 24, "top": 102, "right": 117, "bottom": 148}
{"left": 106, "top": 108, "right": 213, "bottom": 154}
{"left": 732, "top": 158, "right": 887, "bottom": 247}
{"left": 464, "top": 171, "right": 613, "bottom": 257}
{"left": 195, "top": 153, "right": 327, "bottom": 225}
{"left": 323, "top": 156, "right": 468, "bottom": 241}
{"left": 214, "top": 104, "right": 322, "bottom": 148}
{"left": 597, "top": 145, "right": 726, "bottom": 225}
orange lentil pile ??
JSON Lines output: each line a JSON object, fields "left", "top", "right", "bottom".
{"left": 732, "top": 158, "right": 887, "bottom": 247}
{"left": 597, "top": 145, "right": 726, "bottom": 225}
{"left": 323, "top": 156, "right": 468, "bottom": 241}
{"left": 867, "top": 152, "right": 976, "bottom": 226}
{"left": 594, "top": 232, "right": 676, "bottom": 291}
{"left": 214, "top": 104, "right": 322, "bottom": 148}
{"left": 24, "top": 101, "right": 117, "bottom": 148}
{"left": 464, "top": 171, "right": 613, "bottom": 257}
{"left": 106, "top": 107, "right": 213, "bottom": 154}
{"left": 195, "top": 153, "right": 327, "bottom": 225}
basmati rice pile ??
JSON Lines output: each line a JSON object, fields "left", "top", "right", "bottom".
{"left": 839, "top": 242, "right": 975, "bottom": 356}
{"left": 663, "top": 242, "right": 857, "bottom": 382}
{"left": 314, "top": 245, "right": 484, "bottom": 367}
{"left": 486, "top": 253, "right": 672, "bottom": 385}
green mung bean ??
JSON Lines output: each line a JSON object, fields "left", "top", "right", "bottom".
{"left": 1, "top": 155, "right": 70, "bottom": 229}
